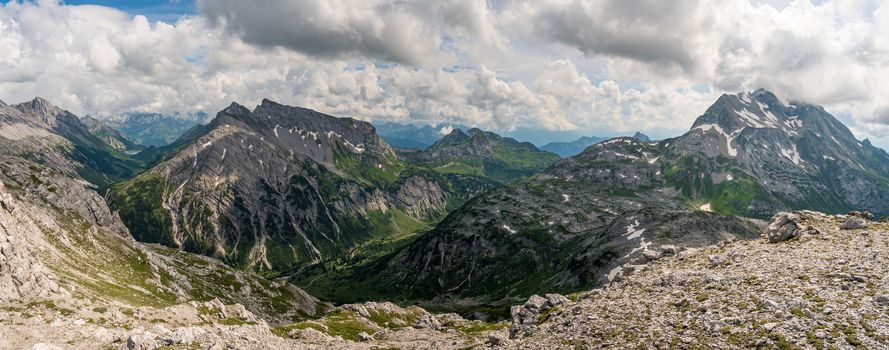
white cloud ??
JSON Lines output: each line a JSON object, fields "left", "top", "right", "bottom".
{"left": 2, "top": 0, "right": 889, "bottom": 147}
{"left": 199, "top": 0, "right": 448, "bottom": 65}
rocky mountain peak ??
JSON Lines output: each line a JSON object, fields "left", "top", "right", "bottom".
{"left": 448, "top": 128, "right": 469, "bottom": 138}
{"left": 691, "top": 89, "right": 796, "bottom": 135}
{"left": 466, "top": 127, "right": 486, "bottom": 136}
{"left": 79, "top": 115, "right": 102, "bottom": 130}
{"left": 0, "top": 99, "right": 6, "bottom": 108}
{"left": 14, "top": 97, "right": 64, "bottom": 124}
{"left": 429, "top": 128, "right": 470, "bottom": 149}
{"left": 632, "top": 132, "right": 651, "bottom": 142}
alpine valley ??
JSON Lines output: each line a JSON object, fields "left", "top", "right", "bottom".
{"left": 4, "top": 90, "right": 889, "bottom": 349}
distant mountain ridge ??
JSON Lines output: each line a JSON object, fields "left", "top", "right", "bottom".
{"left": 104, "top": 111, "right": 206, "bottom": 147}
{"left": 541, "top": 136, "right": 607, "bottom": 157}
{"left": 374, "top": 122, "right": 457, "bottom": 149}
{"left": 541, "top": 132, "right": 652, "bottom": 157}
{"left": 397, "top": 127, "right": 561, "bottom": 183}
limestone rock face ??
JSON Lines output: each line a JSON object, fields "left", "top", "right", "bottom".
{"left": 0, "top": 190, "right": 65, "bottom": 301}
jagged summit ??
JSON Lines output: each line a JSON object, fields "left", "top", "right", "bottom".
{"left": 222, "top": 101, "right": 251, "bottom": 116}
{"left": 13, "top": 97, "right": 64, "bottom": 124}
{"left": 429, "top": 128, "right": 470, "bottom": 148}
{"left": 632, "top": 131, "right": 651, "bottom": 142}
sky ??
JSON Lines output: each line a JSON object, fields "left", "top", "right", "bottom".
{"left": 2, "top": 0, "right": 889, "bottom": 147}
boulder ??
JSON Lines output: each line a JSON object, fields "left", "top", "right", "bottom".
{"left": 545, "top": 294, "right": 570, "bottom": 307}
{"left": 660, "top": 244, "right": 680, "bottom": 256}
{"left": 509, "top": 293, "right": 571, "bottom": 338}
{"left": 642, "top": 249, "right": 662, "bottom": 262}
{"left": 288, "top": 328, "right": 331, "bottom": 341}
{"left": 487, "top": 333, "right": 507, "bottom": 346}
{"left": 413, "top": 314, "right": 441, "bottom": 330}
{"left": 525, "top": 295, "right": 548, "bottom": 311}
{"left": 357, "top": 331, "right": 373, "bottom": 342}
{"left": 840, "top": 217, "right": 869, "bottom": 230}
{"left": 764, "top": 212, "right": 820, "bottom": 243}
{"left": 126, "top": 332, "right": 159, "bottom": 350}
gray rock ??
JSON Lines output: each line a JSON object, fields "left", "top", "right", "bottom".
{"left": 545, "top": 293, "right": 570, "bottom": 307}
{"left": 764, "top": 212, "right": 821, "bottom": 243}
{"left": 357, "top": 331, "right": 373, "bottom": 342}
{"left": 642, "top": 249, "right": 662, "bottom": 262}
{"left": 840, "top": 217, "right": 869, "bottom": 230}
{"left": 526, "top": 295, "right": 548, "bottom": 311}
{"left": 413, "top": 314, "right": 442, "bottom": 330}
{"left": 288, "top": 327, "right": 330, "bottom": 341}
{"left": 764, "top": 212, "right": 801, "bottom": 242}
{"left": 487, "top": 333, "right": 507, "bottom": 346}
{"left": 126, "top": 332, "right": 159, "bottom": 350}
{"left": 762, "top": 300, "right": 781, "bottom": 310}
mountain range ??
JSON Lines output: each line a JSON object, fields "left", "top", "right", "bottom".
{"left": 284, "top": 89, "right": 889, "bottom": 314}
{"left": 4, "top": 90, "right": 889, "bottom": 348}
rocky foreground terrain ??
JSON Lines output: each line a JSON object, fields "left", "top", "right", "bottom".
{"left": 4, "top": 210, "right": 889, "bottom": 349}
{"left": 504, "top": 211, "right": 889, "bottom": 349}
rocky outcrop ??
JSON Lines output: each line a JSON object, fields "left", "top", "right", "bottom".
{"left": 840, "top": 213, "right": 871, "bottom": 230}
{"left": 0, "top": 188, "right": 65, "bottom": 301}
{"left": 763, "top": 212, "right": 821, "bottom": 242}
{"left": 509, "top": 294, "right": 570, "bottom": 338}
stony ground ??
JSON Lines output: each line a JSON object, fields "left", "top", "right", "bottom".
{"left": 5, "top": 211, "right": 889, "bottom": 349}
{"left": 503, "top": 211, "right": 889, "bottom": 349}
{"left": 0, "top": 298, "right": 506, "bottom": 349}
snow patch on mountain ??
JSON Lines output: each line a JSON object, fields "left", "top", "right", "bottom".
{"left": 694, "top": 123, "right": 739, "bottom": 157}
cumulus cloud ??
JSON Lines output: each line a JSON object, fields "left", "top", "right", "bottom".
{"left": 198, "top": 0, "right": 448, "bottom": 65}
{"left": 197, "top": 0, "right": 506, "bottom": 66}
{"left": 516, "top": 0, "right": 701, "bottom": 73}
{"left": 4, "top": 0, "right": 889, "bottom": 146}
